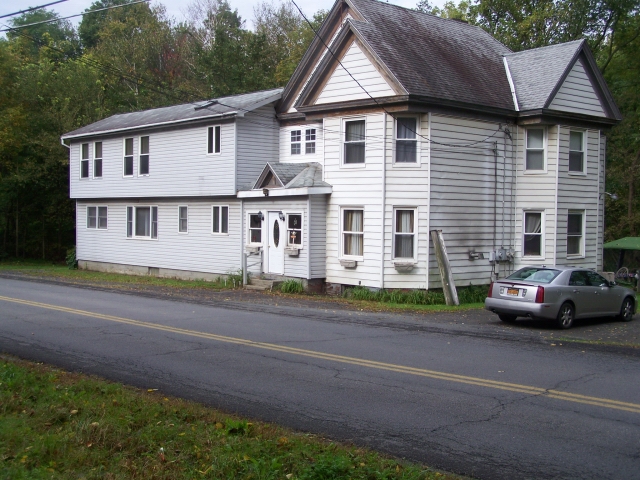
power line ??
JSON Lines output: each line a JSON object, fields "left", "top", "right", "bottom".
{"left": 0, "top": 1, "right": 68, "bottom": 20}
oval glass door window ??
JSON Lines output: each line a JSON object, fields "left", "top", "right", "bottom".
{"left": 273, "top": 220, "right": 280, "bottom": 247}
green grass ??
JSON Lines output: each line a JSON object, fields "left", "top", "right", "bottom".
{"left": 0, "top": 357, "right": 460, "bottom": 480}
{"left": 279, "top": 279, "right": 305, "bottom": 294}
{"left": 343, "top": 285, "right": 488, "bottom": 306}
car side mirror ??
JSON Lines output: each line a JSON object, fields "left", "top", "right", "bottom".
{"left": 609, "top": 281, "right": 617, "bottom": 287}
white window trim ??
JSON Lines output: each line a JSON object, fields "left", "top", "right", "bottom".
{"left": 138, "top": 135, "right": 150, "bottom": 177}
{"left": 126, "top": 205, "right": 158, "bottom": 240}
{"left": 93, "top": 142, "right": 103, "bottom": 179}
{"left": 123, "top": 137, "right": 134, "bottom": 178}
{"left": 568, "top": 129, "right": 587, "bottom": 176}
{"left": 290, "top": 128, "right": 302, "bottom": 156}
{"left": 178, "top": 205, "right": 188, "bottom": 234}
{"left": 393, "top": 116, "right": 421, "bottom": 167}
{"left": 340, "top": 206, "right": 364, "bottom": 261}
{"left": 212, "top": 205, "right": 230, "bottom": 235}
{"left": 207, "top": 125, "right": 221, "bottom": 155}
{"left": 246, "top": 211, "right": 263, "bottom": 245}
{"left": 392, "top": 207, "right": 417, "bottom": 260}
{"left": 522, "top": 210, "right": 545, "bottom": 259}
{"left": 80, "top": 143, "right": 90, "bottom": 179}
{"left": 567, "top": 210, "right": 586, "bottom": 258}
{"left": 85, "top": 205, "right": 108, "bottom": 230}
{"left": 286, "top": 212, "right": 304, "bottom": 248}
{"left": 341, "top": 117, "right": 366, "bottom": 169}
{"left": 524, "top": 127, "right": 547, "bottom": 174}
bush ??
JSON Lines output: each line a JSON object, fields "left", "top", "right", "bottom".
{"left": 280, "top": 279, "right": 305, "bottom": 294}
{"left": 65, "top": 247, "right": 78, "bottom": 270}
{"left": 343, "top": 284, "right": 488, "bottom": 306}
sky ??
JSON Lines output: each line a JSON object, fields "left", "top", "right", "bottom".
{"left": 0, "top": 0, "right": 445, "bottom": 31}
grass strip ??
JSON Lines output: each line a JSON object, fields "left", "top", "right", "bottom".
{"left": 0, "top": 356, "right": 461, "bottom": 480}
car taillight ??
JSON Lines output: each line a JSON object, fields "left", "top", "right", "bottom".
{"left": 488, "top": 282, "right": 493, "bottom": 297}
{"left": 535, "top": 286, "right": 545, "bottom": 303}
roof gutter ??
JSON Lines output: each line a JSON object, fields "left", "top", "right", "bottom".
{"left": 60, "top": 138, "right": 70, "bottom": 149}
{"left": 503, "top": 56, "right": 519, "bottom": 112}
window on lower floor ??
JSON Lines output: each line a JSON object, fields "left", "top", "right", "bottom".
{"left": 394, "top": 209, "right": 415, "bottom": 258}
{"left": 127, "top": 205, "right": 157, "bottom": 239}
{"left": 179, "top": 206, "right": 188, "bottom": 233}
{"left": 287, "top": 213, "right": 302, "bottom": 246}
{"left": 249, "top": 213, "right": 262, "bottom": 243}
{"left": 567, "top": 211, "right": 584, "bottom": 256}
{"left": 523, "top": 211, "right": 543, "bottom": 256}
{"left": 87, "top": 206, "right": 107, "bottom": 229}
{"left": 212, "top": 206, "right": 229, "bottom": 234}
{"left": 342, "top": 209, "right": 363, "bottom": 257}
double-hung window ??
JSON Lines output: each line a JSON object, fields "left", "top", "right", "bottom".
{"left": 81, "top": 143, "right": 90, "bottom": 178}
{"left": 291, "top": 130, "right": 301, "bottom": 155}
{"left": 93, "top": 142, "right": 103, "bottom": 178}
{"left": 178, "top": 206, "right": 188, "bottom": 233}
{"left": 208, "top": 126, "right": 221, "bottom": 154}
{"left": 395, "top": 118, "right": 417, "bottom": 163}
{"left": 344, "top": 120, "right": 365, "bottom": 164}
{"left": 127, "top": 206, "right": 157, "bottom": 239}
{"left": 393, "top": 209, "right": 415, "bottom": 259}
{"left": 287, "top": 214, "right": 302, "bottom": 247}
{"left": 305, "top": 129, "right": 316, "bottom": 154}
{"left": 525, "top": 128, "right": 545, "bottom": 171}
{"left": 523, "top": 211, "right": 543, "bottom": 257}
{"left": 86, "top": 206, "right": 107, "bottom": 229}
{"left": 569, "top": 131, "right": 585, "bottom": 173}
{"left": 249, "top": 213, "right": 262, "bottom": 243}
{"left": 139, "top": 136, "right": 150, "bottom": 175}
{"left": 342, "top": 209, "right": 363, "bottom": 257}
{"left": 212, "top": 206, "right": 229, "bottom": 234}
{"left": 123, "top": 138, "right": 134, "bottom": 176}
{"left": 567, "top": 211, "right": 584, "bottom": 256}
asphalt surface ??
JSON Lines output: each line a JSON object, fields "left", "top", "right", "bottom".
{"left": 0, "top": 276, "right": 639, "bottom": 479}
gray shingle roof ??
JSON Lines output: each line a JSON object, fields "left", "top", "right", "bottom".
{"left": 345, "top": 0, "right": 515, "bottom": 110}
{"left": 504, "top": 40, "right": 584, "bottom": 111}
{"left": 62, "top": 88, "right": 283, "bottom": 139}
{"left": 246, "top": 162, "right": 330, "bottom": 191}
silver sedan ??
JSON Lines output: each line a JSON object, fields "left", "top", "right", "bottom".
{"left": 485, "top": 266, "right": 636, "bottom": 329}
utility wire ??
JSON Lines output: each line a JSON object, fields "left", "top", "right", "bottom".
{"left": 0, "top": 0, "right": 68, "bottom": 19}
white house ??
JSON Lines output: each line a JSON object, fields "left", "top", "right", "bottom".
{"left": 61, "top": 0, "right": 621, "bottom": 293}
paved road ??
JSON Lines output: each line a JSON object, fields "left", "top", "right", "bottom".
{"left": 0, "top": 278, "right": 638, "bottom": 480}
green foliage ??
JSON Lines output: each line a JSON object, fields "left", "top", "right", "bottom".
{"left": 344, "top": 285, "right": 488, "bottom": 305}
{"left": 280, "top": 279, "right": 305, "bottom": 294}
{"left": 65, "top": 247, "right": 78, "bottom": 269}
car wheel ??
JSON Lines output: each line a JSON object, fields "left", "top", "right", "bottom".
{"left": 498, "top": 314, "right": 517, "bottom": 323}
{"left": 556, "top": 302, "right": 575, "bottom": 329}
{"left": 619, "top": 297, "right": 634, "bottom": 322}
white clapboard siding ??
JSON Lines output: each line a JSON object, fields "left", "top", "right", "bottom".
{"left": 428, "top": 114, "right": 514, "bottom": 288}
{"left": 555, "top": 127, "right": 600, "bottom": 269}
{"left": 513, "top": 125, "right": 558, "bottom": 268}
{"left": 236, "top": 105, "right": 279, "bottom": 189}
{"left": 70, "top": 123, "right": 237, "bottom": 199}
{"left": 315, "top": 41, "right": 395, "bottom": 105}
{"left": 76, "top": 199, "right": 242, "bottom": 275}
{"left": 324, "top": 113, "right": 385, "bottom": 287}
{"left": 279, "top": 124, "right": 324, "bottom": 165}
{"left": 549, "top": 59, "right": 605, "bottom": 117}
{"left": 309, "top": 195, "right": 328, "bottom": 278}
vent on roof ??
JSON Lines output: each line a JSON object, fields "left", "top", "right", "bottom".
{"left": 195, "top": 100, "right": 219, "bottom": 110}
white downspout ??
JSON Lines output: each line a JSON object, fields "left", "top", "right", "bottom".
{"left": 425, "top": 112, "right": 431, "bottom": 290}
{"left": 554, "top": 125, "right": 560, "bottom": 265}
{"left": 380, "top": 112, "right": 387, "bottom": 290}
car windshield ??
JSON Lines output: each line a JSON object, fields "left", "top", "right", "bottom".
{"left": 506, "top": 267, "right": 561, "bottom": 284}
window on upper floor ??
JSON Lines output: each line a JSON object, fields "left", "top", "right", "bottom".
{"left": 395, "top": 118, "right": 417, "bottom": 163}
{"left": 213, "top": 206, "right": 229, "bottom": 234}
{"left": 287, "top": 213, "right": 302, "bottom": 247}
{"left": 127, "top": 205, "right": 157, "bottom": 239}
{"left": 81, "top": 143, "right": 90, "bottom": 178}
{"left": 393, "top": 209, "right": 416, "bottom": 259}
{"left": 567, "top": 211, "right": 584, "bottom": 256}
{"left": 208, "top": 126, "right": 221, "bottom": 154}
{"left": 523, "top": 211, "right": 543, "bottom": 257}
{"left": 124, "top": 138, "right": 134, "bottom": 176}
{"left": 525, "top": 128, "right": 545, "bottom": 171}
{"left": 291, "top": 130, "right": 301, "bottom": 155}
{"left": 569, "top": 131, "right": 585, "bottom": 173}
{"left": 139, "top": 136, "right": 150, "bottom": 176}
{"left": 342, "top": 208, "right": 364, "bottom": 257}
{"left": 305, "top": 129, "right": 316, "bottom": 154}
{"left": 344, "top": 120, "right": 365, "bottom": 164}
{"left": 87, "top": 206, "right": 107, "bottom": 229}
{"left": 178, "top": 206, "right": 188, "bottom": 233}
{"left": 93, "top": 142, "right": 103, "bottom": 178}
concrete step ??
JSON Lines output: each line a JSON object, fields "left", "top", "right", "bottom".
{"left": 245, "top": 278, "right": 275, "bottom": 291}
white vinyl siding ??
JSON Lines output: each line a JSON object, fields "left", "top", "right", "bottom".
{"left": 236, "top": 105, "right": 279, "bottom": 190}
{"left": 549, "top": 59, "right": 605, "bottom": 117}
{"left": 316, "top": 40, "right": 395, "bottom": 104}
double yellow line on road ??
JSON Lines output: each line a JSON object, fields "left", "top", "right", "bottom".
{"left": 2, "top": 294, "right": 639, "bottom": 414}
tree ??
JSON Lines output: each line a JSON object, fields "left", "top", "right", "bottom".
{"left": 78, "top": 0, "right": 133, "bottom": 50}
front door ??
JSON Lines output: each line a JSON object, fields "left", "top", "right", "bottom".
{"left": 267, "top": 211, "right": 284, "bottom": 275}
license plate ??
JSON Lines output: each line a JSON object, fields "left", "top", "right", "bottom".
{"left": 507, "top": 288, "right": 519, "bottom": 296}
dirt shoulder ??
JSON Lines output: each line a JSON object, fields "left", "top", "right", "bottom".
{"left": 0, "top": 269, "right": 638, "bottom": 352}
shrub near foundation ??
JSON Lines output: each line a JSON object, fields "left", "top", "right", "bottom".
{"left": 344, "top": 285, "right": 488, "bottom": 306}
{"left": 280, "top": 279, "right": 305, "bottom": 294}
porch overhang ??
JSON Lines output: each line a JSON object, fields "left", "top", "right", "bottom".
{"left": 237, "top": 186, "right": 332, "bottom": 198}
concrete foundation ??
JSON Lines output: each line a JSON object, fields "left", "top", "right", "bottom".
{"left": 78, "top": 260, "right": 228, "bottom": 282}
